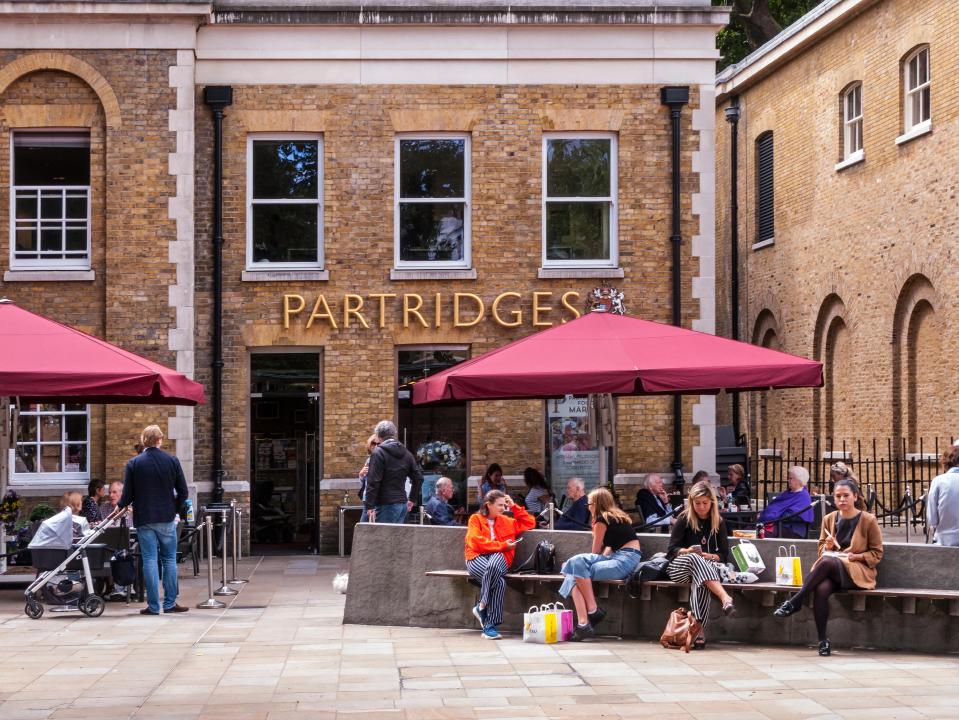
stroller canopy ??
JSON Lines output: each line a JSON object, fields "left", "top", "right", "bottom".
{"left": 28, "top": 508, "right": 75, "bottom": 550}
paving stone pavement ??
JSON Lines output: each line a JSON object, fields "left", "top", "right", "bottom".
{"left": 1, "top": 556, "right": 957, "bottom": 720}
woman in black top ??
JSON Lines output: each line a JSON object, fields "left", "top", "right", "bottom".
{"left": 558, "top": 488, "right": 641, "bottom": 641}
{"left": 666, "top": 480, "right": 736, "bottom": 648}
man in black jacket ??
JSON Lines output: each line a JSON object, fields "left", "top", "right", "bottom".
{"left": 364, "top": 420, "right": 423, "bottom": 524}
{"left": 118, "top": 425, "right": 190, "bottom": 615}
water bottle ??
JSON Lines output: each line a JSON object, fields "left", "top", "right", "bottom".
{"left": 185, "top": 498, "right": 195, "bottom": 524}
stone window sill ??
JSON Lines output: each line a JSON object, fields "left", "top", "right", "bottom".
{"left": 4, "top": 270, "right": 95, "bottom": 282}
{"left": 896, "top": 120, "right": 931, "bottom": 146}
{"left": 834, "top": 150, "right": 864, "bottom": 172}
{"left": 390, "top": 268, "right": 477, "bottom": 281}
{"left": 751, "top": 238, "right": 775, "bottom": 251}
{"left": 242, "top": 269, "right": 329, "bottom": 282}
{"left": 538, "top": 267, "right": 624, "bottom": 279}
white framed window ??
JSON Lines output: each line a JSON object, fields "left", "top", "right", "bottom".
{"left": 843, "top": 83, "right": 863, "bottom": 159}
{"left": 542, "top": 133, "right": 618, "bottom": 268}
{"left": 247, "top": 134, "right": 323, "bottom": 269}
{"left": 394, "top": 134, "right": 471, "bottom": 268}
{"left": 903, "top": 46, "right": 930, "bottom": 132}
{"left": 11, "top": 403, "right": 90, "bottom": 483}
{"left": 10, "top": 130, "right": 91, "bottom": 270}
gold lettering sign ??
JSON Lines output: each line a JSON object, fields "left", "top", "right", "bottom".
{"left": 280, "top": 291, "right": 582, "bottom": 331}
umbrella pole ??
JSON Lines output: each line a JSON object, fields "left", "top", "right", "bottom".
{"left": 0, "top": 396, "right": 9, "bottom": 502}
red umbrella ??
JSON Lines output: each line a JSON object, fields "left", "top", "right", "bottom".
{"left": 413, "top": 311, "right": 822, "bottom": 404}
{"left": 0, "top": 300, "right": 205, "bottom": 405}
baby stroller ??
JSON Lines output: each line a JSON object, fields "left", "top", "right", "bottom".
{"left": 23, "top": 505, "right": 128, "bottom": 619}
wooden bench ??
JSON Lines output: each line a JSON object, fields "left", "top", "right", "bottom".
{"left": 425, "top": 570, "right": 959, "bottom": 615}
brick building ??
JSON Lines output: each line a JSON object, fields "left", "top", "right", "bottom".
{"left": 714, "top": 0, "right": 956, "bottom": 464}
{"left": 1, "top": 0, "right": 727, "bottom": 552}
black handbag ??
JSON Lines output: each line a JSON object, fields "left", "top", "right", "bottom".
{"left": 111, "top": 549, "right": 137, "bottom": 586}
{"left": 516, "top": 540, "right": 556, "bottom": 575}
{"left": 627, "top": 552, "right": 669, "bottom": 599}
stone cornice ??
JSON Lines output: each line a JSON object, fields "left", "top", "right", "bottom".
{"left": 0, "top": 1, "right": 212, "bottom": 18}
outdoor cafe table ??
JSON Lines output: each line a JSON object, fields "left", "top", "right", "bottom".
{"left": 721, "top": 509, "right": 759, "bottom": 530}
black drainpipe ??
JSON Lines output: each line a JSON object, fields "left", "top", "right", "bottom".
{"left": 204, "top": 86, "right": 233, "bottom": 504}
{"left": 725, "top": 97, "right": 742, "bottom": 442}
{"left": 661, "top": 86, "right": 689, "bottom": 493}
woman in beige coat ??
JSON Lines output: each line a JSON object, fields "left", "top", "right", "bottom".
{"left": 772, "top": 478, "right": 883, "bottom": 656}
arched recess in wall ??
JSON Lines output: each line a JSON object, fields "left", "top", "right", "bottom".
{"left": 0, "top": 52, "right": 122, "bottom": 129}
{"left": 813, "top": 294, "right": 850, "bottom": 441}
{"left": 891, "top": 274, "right": 941, "bottom": 452}
{"left": 750, "top": 309, "right": 782, "bottom": 447}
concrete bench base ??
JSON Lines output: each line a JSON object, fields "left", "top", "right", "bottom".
{"left": 345, "top": 524, "right": 959, "bottom": 653}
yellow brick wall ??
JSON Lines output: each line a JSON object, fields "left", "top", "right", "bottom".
{"left": 715, "top": 0, "right": 958, "bottom": 454}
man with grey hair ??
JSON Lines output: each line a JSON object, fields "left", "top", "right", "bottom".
{"left": 635, "top": 473, "right": 674, "bottom": 530}
{"left": 555, "top": 477, "right": 591, "bottom": 530}
{"left": 364, "top": 420, "right": 423, "bottom": 524}
{"left": 425, "top": 476, "right": 459, "bottom": 526}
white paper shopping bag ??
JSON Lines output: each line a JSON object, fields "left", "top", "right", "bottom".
{"left": 523, "top": 605, "right": 558, "bottom": 644}
{"left": 775, "top": 544, "right": 803, "bottom": 586}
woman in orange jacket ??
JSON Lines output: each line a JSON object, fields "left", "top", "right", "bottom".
{"left": 465, "top": 489, "right": 536, "bottom": 639}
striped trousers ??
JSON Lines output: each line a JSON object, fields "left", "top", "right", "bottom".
{"left": 465, "top": 553, "right": 508, "bottom": 627}
{"left": 667, "top": 553, "right": 721, "bottom": 629}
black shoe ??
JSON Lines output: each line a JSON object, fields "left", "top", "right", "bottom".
{"left": 139, "top": 608, "right": 160, "bottom": 616}
{"left": 773, "top": 600, "right": 799, "bottom": 618}
{"left": 587, "top": 607, "right": 607, "bottom": 626}
{"left": 722, "top": 601, "right": 737, "bottom": 617}
{"left": 818, "top": 640, "right": 831, "bottom": 656}
{"left": 570, "top": 623, "right": 595, "bottom": 642}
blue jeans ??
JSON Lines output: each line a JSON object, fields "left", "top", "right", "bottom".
{"left": 368, "top": 502, "right": 408, "bottom": 524}
{"left": 138, "top": 521, "right": 178, "bottom": 613}
{"left": 558, "top": 548, "right": 642, "bottom": 597}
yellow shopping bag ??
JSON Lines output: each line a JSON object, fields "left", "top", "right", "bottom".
{"left": 775, "top": 544, "right": 803, "bottom": 586}
{"left": 523, "top": 604, "right": 558, "bottom": 643}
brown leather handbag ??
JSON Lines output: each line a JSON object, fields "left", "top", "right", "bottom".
{"left": 660, "top": 607, "right": 703, "bottom": 653}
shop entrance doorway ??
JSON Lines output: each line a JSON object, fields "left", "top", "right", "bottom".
{"left": 250, "top": 352, "right": 321, "bottom": 553}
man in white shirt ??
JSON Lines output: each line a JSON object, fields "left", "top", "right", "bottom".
{"left": 928, "top": 444, "right": 959, "bottom": 547}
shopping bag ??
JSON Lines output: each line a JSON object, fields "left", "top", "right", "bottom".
{"left": 775, "top": 544, "right": 803, "bottom": 586}
{"left": 731, "top": 539, "right": 766, "bottom": 574}
{"left": 543, "top": 602, "right": 573, "bottom": 642}
{"left": 523, "top": 605, "right": 558, "bottom": 644}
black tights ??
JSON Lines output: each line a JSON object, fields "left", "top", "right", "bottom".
{"left": 788, "top": 556, "right": 844, "bottom": 643}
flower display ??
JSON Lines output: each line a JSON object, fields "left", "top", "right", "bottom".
{"left": 416, "top": 440, "right": 463, "bottom": 471}
{"left": 1, "top": 490, "right": 23, "bottom": 534}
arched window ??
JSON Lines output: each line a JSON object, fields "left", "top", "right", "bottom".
{"left": 754, "top": 132, "right": 774, "bottom": 245}
{"left": 903, "top": 46, "right": 930, "bottom": 133}
{"left": 842, "top": 83, "right": 863, "bottom": 160}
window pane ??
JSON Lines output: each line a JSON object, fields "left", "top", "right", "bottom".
{"left": 65, "top": 229, "right": 87, "bottom": 252}
{"left": 921, "top": 87, "right": 930, "bottom": 122}
{"left": 252, "top": 140, "right": 318, "bottom": 199}
{"left": 39, "top": 444, "right": 62, "bottom": 473}
{"left": 13, "top": 133, "right": 90, "bottom": 186}
{"left": 545, "top": 202, "right": 610, "bottom": 260}
{"left": 399, "top": 202, "right": 465, "bottom": 262}
{"left": 909, "top": 55, "right": 918, "bottom": 89}
{"left": 918, "top": 50, "right": 928, "bottom": 85}
{"left": 399, "top": 139, "right": 465, "bottom": 199}
{"left": 911, "top": 91, "right": 923, "bottom": 125}
{"left": 64, "top": 414, "right": 86, "bottom": 442}
{"left": 40, "top": 195, "right": 62, "bottom": 219}
{"left": 64, "top": 403, "right": 86, "bottom": 412}
{"left": 15, "top": 445, "right": 36, "bottom": 473}
{"left": 66, "top": 196, "right": 86, "bottom": 219}
{"left": 65, "top": 444, "right": 87, "bottom": 473}
{"left": 15, "top": 228, "right": 37, "bottom": 253}
{"left": 39, "top": 415, "right": 61, "bottom": 442}
{"left": 546, "top": 139, "right": 611, "bottom": 197}
{"left": 251, "top": 203, "right": 318, "bottom": 263}
{"left": 40, "top": 228, "right": 62, "bottom": 252}
{"left": 18, "top": 414, "right": 36, "bottom": 442}
{"left": 16, "top": 195, "right": 37, "bottom": 219}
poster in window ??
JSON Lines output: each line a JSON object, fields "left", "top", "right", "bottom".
{"left": 547, "top": 395, "right": 600, "bottom": 493}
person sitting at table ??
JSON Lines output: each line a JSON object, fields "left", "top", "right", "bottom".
{"left": 425, "top": 477, "right": 461, "bottom": 526}
{"left": 522, "top": 467, "right": 554, "bottom": 516}
{"left": 81, "top": 479, "right": 105, "bottom": 525}
{"left": 99, "top": 481, "right": 132, "bottom": 526}
{"left": 479, "top": 463, "right": 507, "bottom": 497}
{"left": 719, "top": 464, "right": 750, "bottom": 508}
{"left": 465, "top": 490, "right": 536, "bottom": 640}
{"left": 759, "top": 466, "right": 814, "bottom": 538}
{"left": 556, "top": 477, "right": 591, "bottom": 530}
{"left": 558, "top": 487, "right": 641, "bottom": 641}
{"left": 773, "top": 477, "right": 883, "bottom": 656}
{"left": 635, "top": 473, "right": 674, "bottom": 531}
{"left": 666, "top": 480, "right": 737, "bottom": 649}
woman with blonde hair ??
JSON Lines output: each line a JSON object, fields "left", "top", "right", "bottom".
{"left": 558, "top": 487, "right": 641, "bottom": 641}
{"left": 666, "top": 480, "right": 736, "bottom": 649}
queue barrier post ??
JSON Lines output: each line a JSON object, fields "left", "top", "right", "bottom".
{"left": 196, "top": 514, "right": 226, "bottom": 610}
{"left": 547, "top": 502, "right": 555, "bottom": 532}
{"left": 209, "top": 506, "right": 237, "bottom": 597}
{"left": 229, "top": 500, "right": 248, "bottom": 585}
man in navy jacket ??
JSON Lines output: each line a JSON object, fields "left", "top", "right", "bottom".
{"left": 119, "top": 425, "right": 189, "bottom": 615}
{"left": 555, "top": 477, "right": 591, "bottom": 530}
